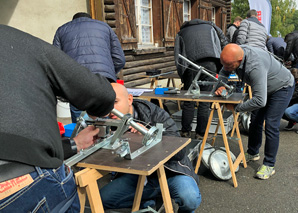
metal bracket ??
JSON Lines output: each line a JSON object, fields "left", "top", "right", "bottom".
{"left": 64, "top": 109, "right": 164, "bottom": 166}
{"left": 178, "top": 54, "right": 235, "bottom": 98}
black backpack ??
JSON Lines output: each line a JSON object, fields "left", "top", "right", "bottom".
{"left": 231, "top": 29, "right": 239, "bottom": 43}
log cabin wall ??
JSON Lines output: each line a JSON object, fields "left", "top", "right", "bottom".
{"left": 90, "top": 0, "right": 231, "bottom": 87}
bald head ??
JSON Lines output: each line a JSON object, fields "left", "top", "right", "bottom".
{"left": 220, "top": 44, "right": 244, "bottom": 71}
{"left": 111, "top": 83, "right": 129, "bottom": 99}
{"left": 110, "top": 83, "right": 133, "bottom": 119}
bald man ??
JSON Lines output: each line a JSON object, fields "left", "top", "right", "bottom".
{"left": 100, "top": 83, "right": 201, "bottom": 212}
{"left": 216, "top": 44, "right": 294, "bottom": 179}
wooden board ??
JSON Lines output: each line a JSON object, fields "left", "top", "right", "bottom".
{"left": 138, "top": 90, "right": 245, "bottom": 104}
{"left": 77, "top": 133, "right": 191, "bottom": 176}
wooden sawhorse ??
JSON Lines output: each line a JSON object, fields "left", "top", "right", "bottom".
{"left": 74, "top": 133, "right": 191, "bottom": 212}
{"left": 195, "top": 102, "right": 247, "bottom": 187}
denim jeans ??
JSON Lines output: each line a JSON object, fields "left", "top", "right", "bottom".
{"left": 284, "top": 104, "right": 298, "bottom": 123}
{"left": 100, "top": 174, "right": 201, "bottom": 213}
{"left": 182, "top": 59, "right": 218, "bottom": 135}
{"left": 0, "top": 164, "right": 80, "bottom": 213}
{"left": 248, "top": 85, "right": 295, "bottom": 167}
{"left": 70, "top": 104, "right": 82, "bottom": 123}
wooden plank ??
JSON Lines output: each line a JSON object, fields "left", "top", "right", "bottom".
{"left": 106, "top": 20, "right": 116, "bottom": 27}
{"left": 125, "top": 78, "right": 151, "bottom": 87}
{"left": 124, "top": 56, "right": 174, "bottom": 68}
{"left": 105, "top": 4, "right": 115, "bottom": 12}
{"left": 104, "top": 0, "right": 114, "bottom": 4}
{"left": 77, "top": 133, "right": 191, "bottom": 176}
{"left": 105, "top": 12, "right": 115, "bottom": 19}
{"left": 94, "top": 0, "right": 104, "bottom": 21}
{"left": 138, "top": 91, "right": 245, "bottom": 104}
{"left": 152, "top": 0, "right": 163, "bottom": 48}
{"left": 123, "top": 61, "right": 174, "bottom": 75}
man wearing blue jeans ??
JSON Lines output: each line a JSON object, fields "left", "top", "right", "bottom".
{"left": 100, "top": 83, "right": 201, "bottom": 212}
{"left": 284, "top": 104, "right": 298, "bottom": 127}
{"left": 216, "top": 44, "right": 294, "bottom": 180}
{"left": 0, "top": 25, "right": 115, "bottom": 212}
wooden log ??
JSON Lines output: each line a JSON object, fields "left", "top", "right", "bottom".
{"left": 104, "top": 0, "right": 114, "bottom": 4}
{"left": 105, "top": 13, "right": 115, "bottom": 20}
{"left": 106, "top": 20, "right": 116, "bottom": 27}
{"left": 123, "top": 61, "right": 175, "bottom": 75}
{"left": 125, "top": 55, "right": 135, "bottom": 62}
{"left": 124, "top": 56, "right": 174, "bottom": 68}
{"left": 105, "top": 5, "right": 115, "bottom": 12}
{"left": 123, "top": 73, "right": 143, "bottom": 82}
{"left": 124, "top": 51, "right": 174, "bottom": 62}
{"left": 123, "top": 66, "right": 177, "bottom": 82}
{"left": 125, "top": 78, "right": 151, "bottom": 88}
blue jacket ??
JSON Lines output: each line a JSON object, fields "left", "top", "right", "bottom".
{"left": 53, "top": 17, "right": 125, "bottom": 82}
{"left": 266, "top": 37, "right": 286, "bottom": 57}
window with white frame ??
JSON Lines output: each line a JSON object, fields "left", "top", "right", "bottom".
{"left": 211, "top": 7, "right": 216, "bottom": 23}
{"left": 135, "top": 0, "right": 154, "bottom": 46}
{"left": 183, "top": 0, "right": 191, "bottom": 22}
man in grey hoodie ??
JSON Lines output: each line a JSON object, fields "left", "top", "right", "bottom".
{"left": 216, "top": 44, "right": 294, "bottom": 180}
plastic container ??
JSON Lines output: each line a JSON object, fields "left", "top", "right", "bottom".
{"left": 116, "top": 80, "right": 124, "bottom": 85}
{"left": 63, "top": 123, "right": 76, "bottom": 137}
{"left": 56, "top": 100, "right": 71, "bottom": 118}
{"left": 58, "top": 122, "right": 65, "bottom": 136}
{"left": 155, "top": 88, "right": 169, "bottom": 94}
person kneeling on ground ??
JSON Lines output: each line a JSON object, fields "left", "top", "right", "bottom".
{"left": 100, "top": 83, "right": 201, "bottom": 212}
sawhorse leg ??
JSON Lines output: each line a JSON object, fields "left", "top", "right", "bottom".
{"left": 231, "top": 109, "right": 247, "bottom": 170}
{"left": 75, "top": 168, "right": 106, "bottom": 213}
{"left": 243, "top": 83, "right": 252, "bottom": 99}
{"left": 195, "top": 103, "right": 216, "bottom": 173}
{"left": 132, "top": 166, "right": 173, "bottom": 213}
{"left": 195, "top": 103, "right": 246, "bottom": 187}
{"left": 150, "top": 77, "right": 159, "bottom": 88}
{"left": 166, "top": 78, "right": 176, "bottom": 88}
{"left": 157, "top": 165, "right": 174, "bottom": 213}
{"left": 131, "top": 175, "right": 146, "bottom": 212}
{"left": 215, "top": 103, "right": 238, "bottom": 187}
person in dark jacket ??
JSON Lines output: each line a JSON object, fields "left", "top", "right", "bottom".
{"left": 266, "top": 36, "right": 286, "bottom": 60}
{"left": 284, "top": 32, "right": 298, "bottom": 68}
{"left": 53, "top": 12, "right": 125, "bottom": 123}
{"left": 174, "top": 19, "right": 228, "bottom": 139}
{"left": 100, "top": 83, "right": 201, "bottom": 212}
{"left": 226, "top": 16, "right": 242, "bottom": 43}
{"left": 0, "top": 25, "right": 115, "bottom": 212}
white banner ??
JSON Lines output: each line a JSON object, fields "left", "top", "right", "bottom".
{"left": 248, "top": 0, "right": 272, "bottom": 34}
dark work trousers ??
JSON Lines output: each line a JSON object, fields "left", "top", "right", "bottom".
{"left": 248, "top": 84, "right": 294, "bottom": 167}
{"left": 181, "top": 59, "right": 218, "bottom": 136}
{"left": 70, "top": 104, "right": 82, "bottom": 123}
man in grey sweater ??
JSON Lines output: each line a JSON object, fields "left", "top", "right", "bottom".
{"left": 236, "top": 9, "right": 267, "bottom": 49}
{"left": 216, "top": 44, "right": 294, "bottom": 179}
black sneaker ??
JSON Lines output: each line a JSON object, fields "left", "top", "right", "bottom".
{"left": 284, "top": 122, "right": 296, "bottom": 131}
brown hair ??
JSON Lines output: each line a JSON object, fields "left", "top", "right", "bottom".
{"left": 234, "top": 16, "right": 243, "bottom": 22}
